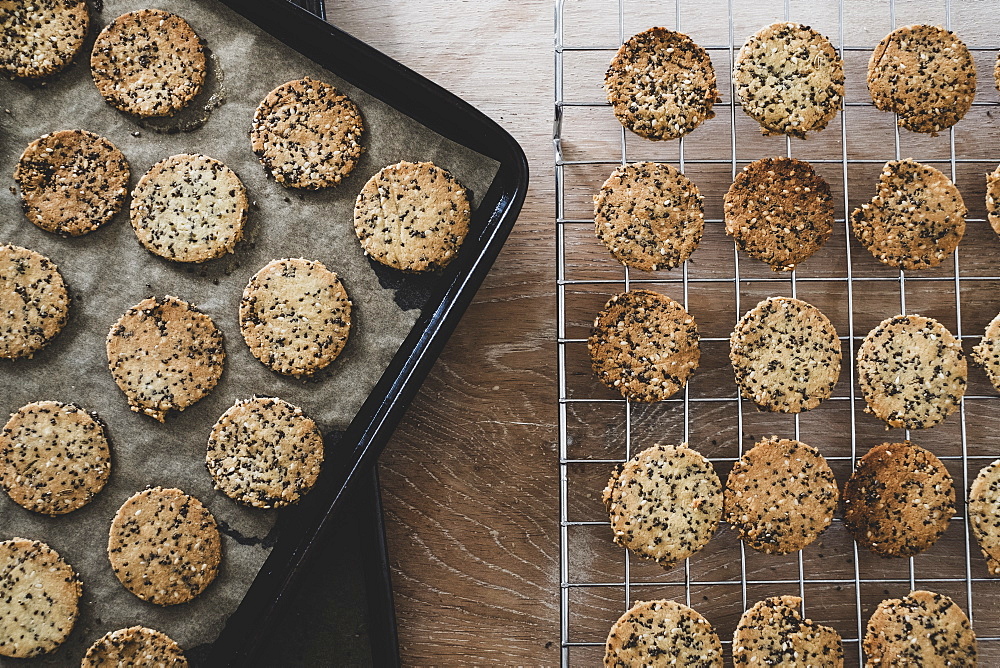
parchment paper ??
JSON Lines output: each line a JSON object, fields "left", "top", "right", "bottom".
{"left": 0, "top": 0, "right": 500, "bottom": 663}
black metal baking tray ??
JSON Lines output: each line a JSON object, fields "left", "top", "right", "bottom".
{"left": 201, "top": 0, "right": 527, "bottom": 664}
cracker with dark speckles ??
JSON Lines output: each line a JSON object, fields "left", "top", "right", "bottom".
{"left": 106, "top": 295, "right": 225, "bottom": 422}
{"left": 588, "top": 289, "right": 700, "bottom": 402}
{"left": 605, "top": 27, "right": 718, "bottom": 141}
{"left": 603, "top": 444, "right": 721, "bottom": 570}
{"left": 851, "top": 159, "right": 966, "bottom": 270}
{"left": 864, "top": 590, "right": 976, "bottom": 666}
{"left": 354, "top": 160, "right": 471, "bottom": 272}
{"left": 868, "top": 25, "right": 976, "bottom": 134}
{"left": 251, "top": 77, "right": 364, "bottom": 189}
{"left": 82, "top": 625, "right": 188, "bottom": 667}
{"left": 969, "top": 458, "right": 1000, "bottom": 576}
{"left": 734, "top": 22, "right": 844, "bottom": 138}
{"left": 0, "top": 244, "right": 69, "bottom": 360}
{"left": 987, "top": 164, "right": 1000, "bottom": 237}
{"left": 593, "top": 161, "right": 704, "bottom": 271}
{"left": 207, "top": 397, "right": 324, "bottom": 509}
{"left": 0, "top": 537, "right": 81, "bottom": 658}
{"left": 0, "top": 401, "right": 110, "bottom": 516}
{"left": 240, "top": 258, "right": 351, "bottom": 378}
{"left": 724, "top": 437, "right": 838, "bottom": 554}
{"left": 733, "top": 596, "right": 844, "bottom": 667}
{"left": 130, "top": 154, "right": 248, "bottom": 263}
{"left": 857, "top": 314, "right": 966, "bottom": 429}
{"left": 107, "top": 487, "right": 221, "bottom": 606}
{"left": 14, "top": 129, "right": 129, "bottom": 237}
{"left": 91, "top": 9, "right": 205, "bottom": 118}
{"left": 724, "top": 157, "right": 833, "bottom": 271}
{"left": 843, "top": 442, "right": 954, "bottom": 558}
{"left": 972, "top": 310, "right": 1000, "bottom": 392}
{"left": 730, "top": 297, "right": 841, "bottom": 413}
{"left": 605, "top": 599, "right": 722, "bottom": 668}
{"left": 0, "top": 0, "right": 88, "bottom": 79}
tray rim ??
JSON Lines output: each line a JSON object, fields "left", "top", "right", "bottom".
{"left": 203, "top": 0, "right": 528, "bottom": 664}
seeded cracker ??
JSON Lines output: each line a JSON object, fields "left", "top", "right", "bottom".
{"left": 130, "top": 154, "right": 248, "bottom": 263}
{"left": 857, "top": 314, "right": 966, "bottom": 430}
{"left": 0, "top": 401, "right": 110, "bottom": 515}
{"left": 106, "top": 296, "right": 225, "bottom": 422}
{"left": 588, "top": 290, "right": 700, "bottom": 402}
{"left": 851, "top": 159, "right": 966, "bottom": 270}
{"left": 0, "top": 244, "right": 70, "bottom": 359}
{"left": 987, "top": 164, "right": 1000, "bottom": 237}
{"left": 107, "top": 487, "right": 221, "bottom": 605}
{"left": 724, "top": 157, "right": 834, "bottom": 271}
{"left": 0, "top": 537, "right": 81, "bottom": 658}
{"left": 240, "top": 258, "right": 351, "bottom": 377}
{"left": 14, "top": 129, "right": 130, "bottom": 237}
{"left": 734, "top": 23, "right": 844, "bottom": 138}
{"left": 207, "top": 397, "right": 324, "bottom": 509}
{"left": 969, "top": 458, "right": 1000, "bottom": 575}
{"left": 724, "top": 437, "right": 838, "bottom": 554}
{"left": 593, "top": 162, "right": 704, "bottom": 271}
{"left": 251, "top": 77, "right": 364, "bottom": 189}
{"left": 864, "top": 590, "right": 976, "bottom": 665}
{"left": 605, "top": 27, "right": 718, "bottom": 141}
{"left": 0, "top": 0, "right": 88, "bottom": 79}
{"left": 82, "top": 625, "right": 188, "bottom": 667}
{"left": 603, "top": 444, "right": 721, "bottom": 570}
{"left": 730, "top": 297, "right": 841, "bottom": 413}
{"left": 972, "top": 311, "right": 1000, "bottom": 392}
{"left": 604, "top": 599, "right": 722, "bottom": 667}
{"left": 733, "top": 596, "right": 844, "bottom": 667}
{"left": 868, "top": 25, "right": 976, "bottom": 135}
{"left": 843, "top": 442, "right": 955, "bottom": 558}
{"left": 91, "top": 9, "right": 206, "bottom": 118}
{"left": 354, "top": 161, "right": 471, "bottom": 272}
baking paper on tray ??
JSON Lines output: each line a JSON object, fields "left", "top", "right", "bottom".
{"left": 0, "top": 0, "right": 499, "bottom": 661}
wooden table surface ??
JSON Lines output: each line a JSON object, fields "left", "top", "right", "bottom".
{"left": 325, "top": 0, "right": 560, "bottom": 664}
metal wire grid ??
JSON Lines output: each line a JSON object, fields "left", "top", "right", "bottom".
{"left": 555, "top": 0, "right": 1000, "bottom": 665}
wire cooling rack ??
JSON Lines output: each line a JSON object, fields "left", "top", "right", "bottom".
{"left": 555, "top": 0, "right": 1000, "bottom": 665}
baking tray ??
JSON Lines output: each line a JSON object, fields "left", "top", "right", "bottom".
{"left": 556, "top": 0, "right": 1000, "bottom": 665}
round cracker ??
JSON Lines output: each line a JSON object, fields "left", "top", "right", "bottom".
{"left": 604, "top": 27, "right": 718, "bottom": 141}
{"left": 734, "top": 22, "right": 844, "bottom": 138}
{"left": 857, "top": 314, "right": 966, "bottom": 430}
{"left": 972, "top": 310, "right": 1000, "bottom": 393}
{"left": 240, "top": 258, "right": 351, "bottom": 378}
{"left": 868, "top": 25, "right": 976, "bottom": 134}
{"left": 0, "top": 537, "right": 81, "bottom": 658}
{"left": 724, "top": 437, "right": 838, "bottom": 554}
{"left": 969, "top": 458, "right": 1000, "bottom": 575}
{"left": 987, "top": 164, "right": 1000, "bottom": 238}
{"left": 724, "top": 157, "right": 834, "bottom": 271}
{"left": 14, "top": 129, "right": 130, "bottom": 237}
{"left": 0, "top": 0, "right": 89, "bottom": 79}
{"left": 353, "top": 160, "right": 471, "bottom": 272}
{"left": 251, "top": 77, "right": 364, "bottom": 189}
{"left": 593, "top": 161, "right": 704, "bottom": 271}
{"left": 82, "top": 626, "right": 188, "bottom": 667}
{"left": 90, "top": 9, "right": 206, "bottom": 118}
{"left": 0, "top": 401, "right": 110, "bottom": 516}
{"left": 843, "top": 442, "right": 955, "bottom": 558}
{"left": 851, "top": 159, "right": 966, "bottom": 270}
{"left": 130, "top": 154, "right": 248, "bottom": 263}
{"left": 603, "top": 444, "right": 721, "bottom": 570}
{"left": 730, "top": 297, "right": 841, "bottom": 413}
{"left": 207, "top": 397, "right": 324, "bottom": 509}
{"left": 588, "top": 289, "right": 700, "bottom": 402}
{"left": 106, "top": 295, "right": 225, "bottom": 422}
{"left": 864, "top": 590, "right": 976, "bottom": 665}
{"left": 605, "top": 599, "right": 722, "bottom": 668}
{"left": 0, "top": 244, "right": 70, "bottom": 360}
{"left": 733, "top": 596, "right": 844, "bottom": 667}
{"left": 107, "top": 487, "right": 221, "bottom": 606}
